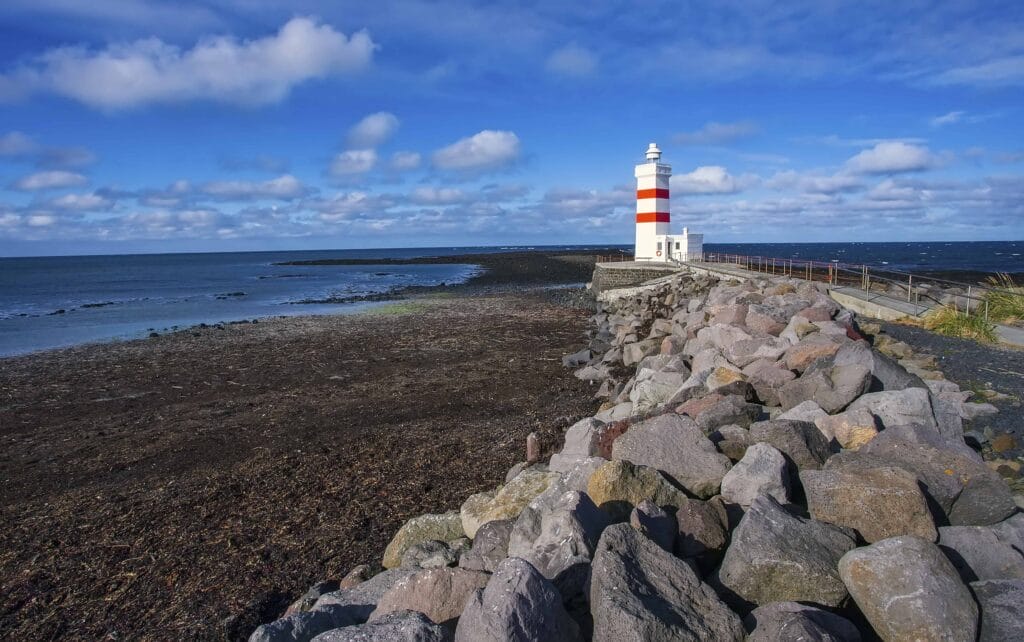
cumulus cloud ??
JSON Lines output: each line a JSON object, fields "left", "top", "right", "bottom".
{"left": 46, "top": 191, "right": 114, "bottom": 211}
{"left": 390, "top": 151, "right": 422, "bottom": 171}
{"left": 201, "top": 174, "right": 308, "bottom": 200}
{"left": 11, "top": 170, "right": 88, "bottom": 191}
{"left": 844, "top": 141, "right": 940, "bottom": 174}
{"left": 0, "top": 17, "right": 375, "bottom": 109}
{"left": 0, "top": 130, "right": 96, "bottom": 168}
{"left": 930, "top": 111, "right": 965, "bottom": 127}
{"left": 673, "top": 121, "right": 759, "bottom": 145}
{"left": 546, "top": 44, "right": 598, "bottom": 77}
{"left": 764, "top": 170, "right": 863, "bottom": 194}
{"left": 329, "top": 149, "right": 377, "bottom": 176}
{"left": 671, "top": 166, "right": 754, "bottom": 194}
{"left": 409, "top": 186, "right": 468, "bottom": 204}
{"left": 347, "top": 112, "right": 399, "bottom": 148}
{"left": 433, "top": 130, "right": 520, "bottom": 171}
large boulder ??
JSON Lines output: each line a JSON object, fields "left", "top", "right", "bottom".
{"left": 630, "top": 500, "right": 676, "bottom": 552}
{"left": 674, "top": 497, "right": 730, "bottom": 569}
{"left": 460, "top": 469, "right": 558, "bottom": 538}
{"left": 548, "top": 418, "right": 605, "bottom": 472}
{"left": 630, "top": 369, "right": 690, "bottom": 415}
{"left": 744, "top": 602, "right": 861, "bottom": 642}
{"left": 801, "top": 467, "right": 937, "bottom": 543}
{"left": 971, "top": 579, "right": 1024, "bottom": 641}
{"left": 833, "top": 341, "right": 926, "bottom": 392}
{"left": 838, "top": 536, "right": 978, "bottom": 642}
{"left": 745, "top": 362, "right": 796, "bottom": 407}
{"left": 590, "top": 524, "right": 745, "bottom": 641}
{"left": 369, "top": 567, "right": 490, "bottom": 628}
{"left": 310, "top": 611, "right": 451, "bottom": 642}
{"left": 719, "top": 443, "right": 790, "bottom": 509}
{"left": 815, "top": 408, "right": 878, "bottom": 451}
{"left": 777, "top": 399, "right": 829, "bottom": 424}
{"left": 459, "top": 519, "right": 513, "bottom": 573}
{"left": 784, "top": 335, "right": 841, "bottom": 372}
{"left": 745, "top": 304, "right": 789, "bottom": 336}
{"left": 383, "top": 512, "right": 465, "bottom": 569}
{"left": 586, "top": 459, "right": 689, "bottom": 521}
{"left": 678, "top": 394, "right": 763, "bottom": 432}
{"left": 507, "top": 490, "right": 610, "bottom": 580}
{"left": 454, "top": 558, "right": 581, "bottom": 642}
{"left": 777, "top": 363, "right": 871, "bottom": 413}
{"left": 845, "top": 387, "right": 937, "bottom": 431}
{"left": 748, "top": 419, "right": 831, "bottom": 472}
{"left": 623, "top": 339, "right": 661, "bottom": 367}
{"left": 713, "top": 495, "right": 857, "bottom": 610}
{"left": 938, "top": 526, "right": 1024, "bottom": 582}
{"left": 837, "top": 423, "right": 1017, "bottom": 526}
{"left": 400, "top": 540, "right": 460, "bottom": 569}
{"left": 611, "top": 413, "right": 732, "bottom": 499}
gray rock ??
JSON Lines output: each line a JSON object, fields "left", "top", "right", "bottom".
{"left": 833, "top": 341, "right": 927, "bottom": 392}
{"left": 847, "top": 423, "right": 1017, "bottom": 526}
{"left": 369, "top": 567, "right": 490, "bottom": 628}
{"left": 691, "top": 395, "right": 763, "bottom": 432}
{"left": 939, "top": 525, "right": 1024, "bottom": 582}
{"left": 400, "top": 540, "right": 458, "bottom": 569}
{"left": 674, "top": 496, "right": 730, "bottom": 569}
{"left": 971, "top": 579, "right": 1024, "bottom": 641}
{"left": 801, "top": 466, "right": 937, "bottom": 543}
{"left": 777, "top": 399, "right": 829, "bottom": 423}
{"left": 590, "top": 524, "right": 745, "bottom": 641}
{"left": 574, "top": 364, "right": 612, "bottom": 381}
{"left": 719, "top": 442, "right": 790, "bottom": 509}
{"left": 454, "top": 557, "right": 581, "bottom": 642}
{"left": 839, "top": 536, "right": 978, "bottom": 642}
{"left": 585, "top": 459, "right": 688, "bottom": 521}
{"left": 629, "top": 500, "right": 676, "bottom": 551}
{"left": 630, "top": 369, "right": 690, "bottom": 414}
{"left": 311, "top": 610, "right": 451, "bottom": 641}
{"left": 744, "top": 602, "right": 861, "bottom": 642}
{"left": 548, "top": 418, "right": 604, "bottom": 472}
{"left": 991, "top": 512, "right": 1024, "bottom": 554}
{"left": 285, "top": 581, "right": 341, "bottom": 616}
{"left": 961, "top": 401, "right": 999, "bottom": 420}
{"left": 713, "top": 495, "right": 857, "bottom": 610}
{"left": 623, "top": 339, "right": 661, "bottom": 367}
{"left": 383, "top": 512, "right": 465, "bottom": 569}
{"left": 749, "top": 419, "right": 831, "bottom": 472}
{"left": 459, "top": 519, "right": 513, "bottom": 573}
{"left": 845, "top": 387, "right": 937, "bottom": 431}
{"left": 777, "top": 364, "right": 871, "bottom": 414}
{"left": 562, "top": 349, "right": 592, "bottom": 368}
{"left": 930, "top": 390, "right": 966, "bottom": 441}
{"left": 612, "top": 413, "right": 732, "bottom": 499}
{"left": 746, "top": 363, "right": 796, "bottom": 407}
{"left": 507, "top": 490, "right": 610, "bottom": 581}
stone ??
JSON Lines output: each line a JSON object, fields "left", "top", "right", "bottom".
{"left": 777, "top": 399, "right": 828, "bottom": 423}
{"left": 526, "top": 432, "right": 540, "bottom": 463}
{"left": 629, "top": 500, "right": 676, "bottom": 552}
{"left": 574, "top": 364, "right": 612, "bottom": 382}
{"left": 623, "top": 339, "right": 661, "bottom": 367}
{"left": 962, "top": 402, "right": 999, "bottom": 421}
{"left": 720, "top": 443, "right": 790, "bottom": 509}
{"left": 938, "top": 526, "right": 1024, "bottom": 582}
{"left": 507, "top": 490, "right": 610, "bottom": 581}
{"left": 369, "top": 567, "right": 490, "bottom": 628}
{"left": 971, "top": 579, "right": 1024, "bottom": 641}
{"left": 400, "top": 540, "right": 458, "bottom": 569}
{"left": 724, "top": 336, "right": 790, "bottom": 368}
{"left": 991, "top": 433, "right": 1016, "bottom": 453}
{"left": 816, "top": 408, "right": 878, "bottom": 450}
{"left": 744, "top": 602, "right": 861, "bottom": 642}
{"left": 711, "top": 303, "right": 749, "bottom": 326}
{"left": 562, "top": 348, "right": 591, "bottom": 368}
{"left": 612, "top": 413, "right": 732, "bottom": 499}
{"left": 704, "top": 366, "right": 748, "bottom": 394}
{"left": 801, "top": 467, "right": 937, "bottom": 543}
{"left": 339, "top": 565, "right": 372, "bottom": 590}
{"left": 285, "top": 581, "right": 341, "bottom": 617}
{"left": 590, "top": 524, "right": 745, "bottom": 642}
{"left": 746, "top": 364, "right": 796, "bottom": 407}
{"left": 383, "top": 512, "right": 465, "bottom": 569}
{"left": 454, "top": 557, "right": 581, "bottom": 642}
{"left": 586, "top": 459, "right": 688, "bottom": 521}
{"left": 630, "top": 369, "right": 689, "bottom": 414}
{"left": 713, "top": 495, "right": 857, "bottom": 610}
{"left": 777, "top": 364, "right": 872, "bottom": 414}
{"left": 846, "top": 387, "right": 937, "bottom": 431}
{"left": 749, "top": 419, "right": 831, "bottom": 472}
{"left": 460, "top": 469, "right": 558, "bottom": 538}
{"left": 674, "top": 496, "right": 730, "bottom": 567}
{"left": 593, "top": 402, "right": 632, "bottom": 423}
{"left": 781, "top": 315, "right": 819, "bottom": 345}
{"left": 678, "top": 394, "right": 763, "bottom": 432}
{"left": 930, "top": 390, "right": 966, "bottom": 441}
{"left": 548, "top": 418, "right": 604, "bottom": 472}
{"left": 745, "top": 304, "right": 789, "bottom": 336}
{"left": 832, "top": 341, "right": 926, "bottom": 392}
{"left": 847, "top": 423, "right": 1017, "bottom": 526}
{"left": 838, "top": 536, "right": 978, "bottom": 642}
{"left": 310, "top": 611, "right": 450, "bottom": 641}
{"left": 459, "top": 519, "right": 513, "bottom": 573}
{"left": 504, "top": 461, "right": 545, "bottom": 484}
{"left": 784, "top": 335, "right": 841, "bottom": 372}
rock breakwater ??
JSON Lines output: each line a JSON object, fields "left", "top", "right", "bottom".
{"left": 250, "top": 271, "right": 1023, "bottom": 641}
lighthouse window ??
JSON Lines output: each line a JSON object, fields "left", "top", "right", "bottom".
{"left": 657, "top": 242, "right": 662, "bottom": 251}
{"left": 675, "top": 242, "right": 680, "bottom": 250}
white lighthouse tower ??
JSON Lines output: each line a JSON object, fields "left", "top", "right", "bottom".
{"left": 634, "top": 142, "right": 702, "bottom": 262}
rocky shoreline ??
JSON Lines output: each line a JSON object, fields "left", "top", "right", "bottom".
{"left": 252, "top": 268, "right": 1024, "bottom": 641}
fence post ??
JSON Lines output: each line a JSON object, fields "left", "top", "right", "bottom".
{"left": 967, "top": 286, "right": 972, "bottom": 316}
{"left": 907, "top": 275, "right": 913, "bottom": 303}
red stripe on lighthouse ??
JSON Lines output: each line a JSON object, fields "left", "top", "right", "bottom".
{"left": 636, "top": 212, "right": 670, "bottom": 223}
{"left": 636, "top": 188, "right": 669, "bottom": 199}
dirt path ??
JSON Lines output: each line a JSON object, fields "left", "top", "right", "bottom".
{"left": 0, "top": 293, "right": 598, "bottom": 640}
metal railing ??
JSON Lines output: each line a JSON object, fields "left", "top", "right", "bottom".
{"left": 701, "top": 252, "right": 1019, "bottom": 322}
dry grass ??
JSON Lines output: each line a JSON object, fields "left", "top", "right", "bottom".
{"left": 983, "top": 273, "right": 1024, "bottom": 324}
{"left": 923, "top": 304, "right": 998, "bottom": 343}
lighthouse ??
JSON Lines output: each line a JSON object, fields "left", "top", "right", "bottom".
{"left": 634, "top": 143, "right": 702, "bottom": 262}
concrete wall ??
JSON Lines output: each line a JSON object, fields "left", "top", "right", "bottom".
{"left": 591, "top": 263, "right": 680, "bottom": 294}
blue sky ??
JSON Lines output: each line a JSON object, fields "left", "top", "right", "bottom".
{"left": 0, "top": 1, "right": 1022, "bottom": 255}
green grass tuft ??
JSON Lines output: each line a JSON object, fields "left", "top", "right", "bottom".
{"left": 366, "top": 301, "right": 430, "bottom": 316}
{"left": 983, "top": 273, "right": 1024, "bottom": 324}
{"left": 923, "top": 304, "right": 997, "bottom": 343}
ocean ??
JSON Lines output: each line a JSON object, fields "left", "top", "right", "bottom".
{"left": 1, "top": 242, "right": 1022, "bottom": 356}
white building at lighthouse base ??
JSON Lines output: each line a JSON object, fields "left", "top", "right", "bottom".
{"left": 651, "top": 227, "right": 704, "bottom": 263}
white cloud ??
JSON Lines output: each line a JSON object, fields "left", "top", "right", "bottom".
{"left": 47, "top": 191, "right": 113, "bottom": 210}
{"left": 11, "top": 170, "right": 88, "bottom": 191}
{"left": 201, "top": 174, "right": 308, "bottom": 200}
{"left": 347, "top": 112, "right": 399, "bottom": 148}
{"left": 844, "top": 141, "right": 939, "bottom": 174}
{"left": 673, "top": 121, "right": 759, "bottom": 145}
{"left": 329, "top": 149, "right": 377, "bottom": 176}
{"left": 546, "top": 44, "right": 597, "bottom": 77}
{"left": 671, "top": 166, "right": 753, "bottom": 194}
{"left": 0, "top": 131, "right": 37, "bottom": 156}
{"left": 390, "top": 151, "right": 422, "bottom": 171}
{"left": 409, "top": 186, "right": 467, "bottom": 205}
{"left": 932, "top": 55, "right": 1024, "bottom": 88}
{"left": 433, "top": 130, "right": 520, "bottom": 171}
{"left": 764, "top": 170, "right": 863, "bottom": 194}
{"left": 1, "top": 17, "right": 375, "bottom": 109}
{"left": 27, "top": 214, "right": 56, "bottom": 227}
{"left": 930, "top": 111, "right": 965, "bottom": 127}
